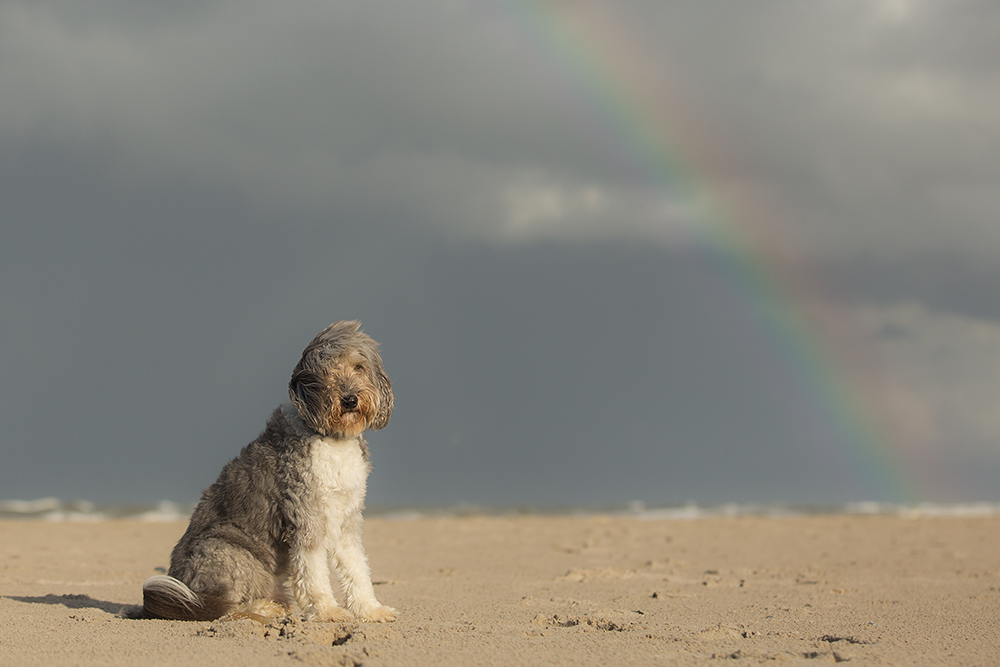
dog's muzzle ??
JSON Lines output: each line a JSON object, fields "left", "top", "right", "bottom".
{"left": 341, "top": 394, "right": 359, "bottom": 410}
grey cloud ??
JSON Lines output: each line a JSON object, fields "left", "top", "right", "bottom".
{"left": 857, "top": 302, "right": 1000, "bottom": 455}
{"left": 644, "top": 0, "right": 1000, "bottom": 257}
{"left": 853, "top": 302, "right": 1000, "bottom": 497}
{"left": 3, "top": 0, "right": 998, "bottom": 254}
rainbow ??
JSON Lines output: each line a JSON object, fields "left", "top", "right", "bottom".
{"left": 500, "top": 0, "right": 915, "bottom": 501}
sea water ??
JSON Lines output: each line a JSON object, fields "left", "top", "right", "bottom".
{"left": 2, "top": 497, "right": 999, "bottom": 522}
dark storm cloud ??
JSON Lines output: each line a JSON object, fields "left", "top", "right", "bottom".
{"left": 0, "top": 1, "right": 619, "bottom": 222}
{"left": 3, "top": 0, "right": 998, "bottom": 252}
{"left": 2, "top": 0, "right": 1000, "bottom": 506}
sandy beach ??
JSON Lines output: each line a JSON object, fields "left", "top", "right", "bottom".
{"left": 1, "top": 514, "right": 998, "bottom": 666}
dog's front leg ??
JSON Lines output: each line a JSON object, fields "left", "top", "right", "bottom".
{"left": 290, "top": 542, "right": 351, "bottom": 622}
{"left": 330, "top": 518, "right": 397, "bottom": 622}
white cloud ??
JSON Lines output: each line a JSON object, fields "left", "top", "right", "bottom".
{"left": 504, "top": 183, "right": 600, "bottom": 232}
{"left": 499, "top": 175, "right": 701, "bottom": 245}
{"left": 872, "top": 0, "right": 917, "bottom": 25}
{"left": 343, "top": 154, "right": 702, "bottom": 246}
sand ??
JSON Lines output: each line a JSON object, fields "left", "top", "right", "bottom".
{"left": 1, "top": 514, "right": 998, "bottom": 666}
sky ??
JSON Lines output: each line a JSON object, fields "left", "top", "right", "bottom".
{"left": 2, "top": 0, "right": 1000, "bottom": 508}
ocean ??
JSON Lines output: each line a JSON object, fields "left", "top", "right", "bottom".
{"left": 3, "top": 497, "right": 999, "bottom": 522}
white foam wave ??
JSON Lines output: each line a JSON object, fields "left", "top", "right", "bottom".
{"left": 0, "top": 497, "right": 63, "bottom": 514}
{"left": 891, "top": 502, "right": 1000, "bottom": 518}
{"left": 134, "top": 500, "right": 191, "bottom": 522}
{"left": 628, "top": 501, "right": 1000, "bottom": 520}
{"left": 0, "top": 498, "right": 192, "bottom": 522}
{"left": 626, "top": 501, "right": 802, "bottom": 520}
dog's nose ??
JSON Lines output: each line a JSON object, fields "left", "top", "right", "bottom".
{"left": 341, "top": 394, "right": 359, "bottom": 410}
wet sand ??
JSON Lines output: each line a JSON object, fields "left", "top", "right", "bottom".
{"left": 1, "top": 515, "right": 998, "bottom": 665}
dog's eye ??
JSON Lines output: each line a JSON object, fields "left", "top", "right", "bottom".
{"left": 354, "top": 364, "right": 365, "bottom": 373}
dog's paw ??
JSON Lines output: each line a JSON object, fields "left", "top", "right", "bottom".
{"left": 304, "top": 602, "right": 353, "bottom": 623}
{"left": 240, "top": 599, "right": 292, "bottom": 621}
{"left": 354, "top": 604, "right": 397, "bottom": 623}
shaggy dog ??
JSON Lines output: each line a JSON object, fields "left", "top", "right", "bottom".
{"left": 142, "top": 321, "right": 396, "bottom": 623}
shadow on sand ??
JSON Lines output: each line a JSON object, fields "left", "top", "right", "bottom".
{"left": 6, "top": 593, "right": 142, "bottom": 617}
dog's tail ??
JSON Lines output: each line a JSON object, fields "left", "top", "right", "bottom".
{"left": 142, "top": 575, "right": 230, "bottom": 621}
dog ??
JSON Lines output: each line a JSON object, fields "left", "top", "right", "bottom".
{"left": 142, "top": 321, "right": 397, "bottom": 623}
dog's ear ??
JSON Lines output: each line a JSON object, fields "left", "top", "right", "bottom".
{"left": 369, "top": 355, "right": 394, "bottom": 431}
{"left": 289, "top": 365, "right": 330, "bottom": 435}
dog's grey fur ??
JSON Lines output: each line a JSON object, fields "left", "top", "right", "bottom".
{"left": 142, "top": 321, "right": 396, "bottom": 623}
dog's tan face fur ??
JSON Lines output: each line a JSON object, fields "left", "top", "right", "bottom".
{"left": 317, "top": 354, "right": 381, "bottom": 439}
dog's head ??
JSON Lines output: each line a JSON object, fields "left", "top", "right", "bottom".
{"left": 289, "top": 321, "right": 394, "bottom": 438}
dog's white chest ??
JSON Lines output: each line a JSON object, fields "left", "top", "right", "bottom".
{"left": 309, "top": 436, "right": 369, "bottom": 506}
